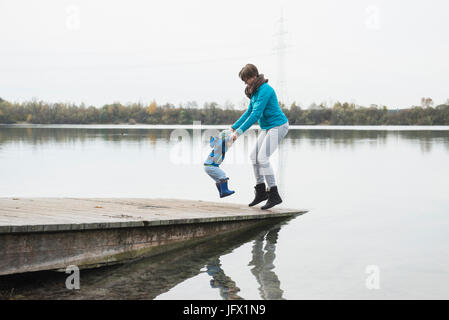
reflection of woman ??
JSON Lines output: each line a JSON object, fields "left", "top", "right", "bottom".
{"left": 230, "top": 64, "right": 289, "bottom": 210}
{"left": 248, "top": 227, "right": 284, "bottom": 300}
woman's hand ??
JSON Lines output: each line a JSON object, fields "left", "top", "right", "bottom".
{"left": 231, "top": 131, "right": 239, "bottom": 142}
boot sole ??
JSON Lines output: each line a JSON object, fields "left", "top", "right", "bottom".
{"left": 261, "top": 199, "right": 282, "bottom": 210}
{"left": 248, "top": 195, "right": 268, "bottom": 207}
{"left": 220, "top": 191, "right": 235, "bottom": 198}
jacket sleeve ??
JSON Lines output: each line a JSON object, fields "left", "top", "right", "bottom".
{"left": 234, "top": 86, "right": 270, "bottom": 135}
{"left": 231, "top": 103, "right": 252, "bottom": 131}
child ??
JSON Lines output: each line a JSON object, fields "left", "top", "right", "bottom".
{"left": 204, "top": 129, "right": 235, "bottom": 198}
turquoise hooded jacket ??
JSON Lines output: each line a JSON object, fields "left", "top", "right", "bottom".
{"left": 231, "top": 82, "right": 288, "bottom": 135}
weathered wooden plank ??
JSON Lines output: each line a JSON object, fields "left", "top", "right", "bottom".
{"left": 0, "top": 198, "right": 307, "bottom": 234}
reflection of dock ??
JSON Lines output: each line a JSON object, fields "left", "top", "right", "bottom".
{"left": 0, "top": 198, "right": 307, "bottom": 276}
{"left": 0, "top": 218, "right": 294, "bottom": 299}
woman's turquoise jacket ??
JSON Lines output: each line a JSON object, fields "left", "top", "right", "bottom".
{"left": 231, "top": 82, "right": 288, "bottom": 135}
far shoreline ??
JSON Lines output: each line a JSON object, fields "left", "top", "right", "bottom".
{"left": 1, "top": 123, "right": 449, "bottom": 131}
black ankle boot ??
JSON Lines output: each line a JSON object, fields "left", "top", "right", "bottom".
{"left": 248, "top": 183, "right": 268, "bottom": 207}
{"left": 261, "top": 186, "right": 282, "bottom": 210}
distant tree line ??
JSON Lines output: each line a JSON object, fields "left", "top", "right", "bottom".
{"left": 1, "top": 97, "right": 448, "bottom": 125}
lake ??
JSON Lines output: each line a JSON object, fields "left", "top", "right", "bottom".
{"left": 0, "top": 124, "right": 448, "bottom": 299}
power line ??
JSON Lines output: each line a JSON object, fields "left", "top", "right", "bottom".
{"left": 0, "top": 52, "right": 276, "bottom": 72}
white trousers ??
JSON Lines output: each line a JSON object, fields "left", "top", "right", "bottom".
{"left": 249, "top": 122, "right": 289, "bottom": 189}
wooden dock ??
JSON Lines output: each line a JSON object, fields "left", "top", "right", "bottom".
{"left": 0, "top": 198, "right": 307, "bottom": 276}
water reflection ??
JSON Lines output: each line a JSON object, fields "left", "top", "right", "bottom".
{"left": 286, "top": 129, "right": 449, "bottom": 153}
{"left": 0, "top": 217, "right": 293, "bottom": 300}
{"left": 206, "top": 258, "right": 243, "bottom": 300}
{"left": 249, "top": 227, "right": 284, "bottom": 300}
{"left": 204, "top": 226, "right": 285, "bottom": 300}
{"left": 1, "top": 126, "right": 448, "bottom": 154}
{"left": 0, "top": 127, "right": 166, "bottom": 147}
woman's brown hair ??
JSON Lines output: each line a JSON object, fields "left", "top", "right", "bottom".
{"left": 238, "top": 64, "right": 259, "bottom": 81}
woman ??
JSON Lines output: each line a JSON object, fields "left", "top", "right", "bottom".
{"left": 230, "top": 64, "right": 289, "bottom": 210}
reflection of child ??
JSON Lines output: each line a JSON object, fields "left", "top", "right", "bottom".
{"left": 203, "top": 129, "right": 235, "bottom": 198}
{"left": 206, "top": 260, "right": 243, "bottom": 300}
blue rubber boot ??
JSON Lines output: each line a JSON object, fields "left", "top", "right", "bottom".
{"left": 216, "top": 178, "right": 235, "bottom": 198}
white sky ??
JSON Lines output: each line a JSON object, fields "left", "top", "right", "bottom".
{"left": 0, "top": 0, "right": 448, "bottom": 109}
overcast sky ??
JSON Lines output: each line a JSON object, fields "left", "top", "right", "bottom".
{"left": 1, "top": 0, "right": 448, "bottom": 109}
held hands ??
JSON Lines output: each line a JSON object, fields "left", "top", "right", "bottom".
{"left": 230, "top": 130, "right": 239, "bottom": 142}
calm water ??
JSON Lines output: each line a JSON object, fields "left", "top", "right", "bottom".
{"left": 1, "top": 124, "right": 449, "bottom": 299}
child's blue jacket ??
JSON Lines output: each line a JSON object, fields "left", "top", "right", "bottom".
{"left": 204, "top": 130, "right": 234, "bottom": 167}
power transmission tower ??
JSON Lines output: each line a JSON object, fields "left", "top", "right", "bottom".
{"left": 273, "top": 7, "right": 290, "bottom": 108}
